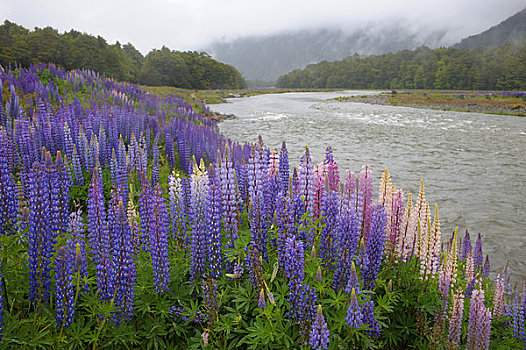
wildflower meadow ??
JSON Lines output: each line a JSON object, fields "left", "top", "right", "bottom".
{"left": 0, "top": 64, "right": 524, "bottom": 349}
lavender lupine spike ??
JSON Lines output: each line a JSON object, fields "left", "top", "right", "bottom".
{"left": 206, "top": 165, "right": 223, "bottom": 279}
{"left": 344, "top": 261, "right": 361, "bottom": 295}
{"left": 493, "top": 273, "right": 505, "bottom": 319}
{"left": 67, "top": 210, "right": 89, "bottom": 293}
{"left": 474, "top": 233, "right": 483, "bottom": 270}
{"left": 325, "top": 146, "right": 339, "bottom": 192}
{"left": 71, "top": 145, "right": 83, "bottom": 185}
{"left": 461, "top": 229, "right": 471, "bottom": 260}
{"left": 168, "top": 171, "right": 188, "bottom": 247}
{"left": 298, "top": 146, "right": 315, "bottom": 215}
{"left": 509, "top": 296, "right": 525, "bottom": 345}
{"left": 309, "top": 305, "right": 330, "bottom": 350}
{"left": 362, "top": 205, "right": 387, "bottom": 290}
{"left": 87, "top": 168, "right": 113, "bottom": 300}
{"left": 87, "top": 167, "right": 110, "bottom": 263}
{"left": 279, "top": 141, "right": 289, "bottom": 193}
{"left": 55, "top": 152, "right": 71, "bottom": 237}
{"left": 319, "top": 182, "right": 339, "bottom": 268}
{"left": 0, "top": 140, "right": 17, "bottom": 235}
{"left": 189, "top": 159, "right": 209, "bottom": 282}
{"left": 312, "top": 162, "right": 325, "bottom": 219}
{"left": 447, "top": 287, "right": 465, "bottom": 349}
{"left": 110, "top": 196, "right": 136, "bottom": 325}
{"left": 362, "top": 299, "right": 381, "bottom": 338}
{"left": 358, "top": 164, "right": 374, "bottom": 240}
{"left": 139, "top": 175, "right": 154, "bottom": 250}
{"left": 55, "top": 247, "right": 75, "bottom": 328}
{"left": 346, "top": 288, "right": 363, "bottom": 328}
{"left": 0, "top": 257, "right": 4, "bottom": 340}
{"left": 27, "top": 161, "right": 54, "bottom": 305}
{"left": 466, "top": 282, "right": 492, "bottom": 350}
{"left": 482, "top": 255, "right": 490, "bottom": 278}
{"left": 387, "top": 188, "right": 405, "bottom": 257}
{"left": 218, "top": 146, "right": 240, "bottom": 255}
{"left": 148, "top": 184, "right": 171, "bottom": 294}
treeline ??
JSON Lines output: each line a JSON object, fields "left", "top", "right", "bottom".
{"left": 276, "top": 44, "right": 526, "bottom": 90}
{"left": 0, "top": 20, "right": 245, "bottom": 89}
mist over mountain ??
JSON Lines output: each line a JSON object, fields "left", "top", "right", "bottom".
{"left": 454, "top": 7, "right": 526, "bottom": 49}
{"left": 207, "top": 22, "right": 450, "bottom": 83}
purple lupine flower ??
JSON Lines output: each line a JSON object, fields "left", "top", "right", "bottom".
{"left": 71, "top": 145, "right": 84, "bottom": 185}
{"left": 447, "top": 288, "right": 464, "bottom": 348}
{"left": 168, "top": 171, "right": 188, "bottom": 247}
{"left": 206, "top": 165, "right": 223, "bottom": 279}
{"left": 362, "top": 300, "right": 381, "bottom": 338}
{"left": 319, "top": 183, "right": 339, "bottom": 268}
{"left": 358, "top": 165, "right": 374, "bottom": 240}
{"left": 0, "top": 257, "right": 4, "bottom": 340}
{"left": 55, "top": 246, "right": 75, "bottom": 328}
{"left": 509, "top": 296, "right": 525, "bottom": 345}
{"left": 151, "top": 134, "right": 160, "bottom": 186}
{"left": 279, "top": 141, "right": 289, "bottom": 193}
{"left": 482, "top": 255, "right": 490, "bottom": 278}
{"left": 0, "top": 138, "right": 17, "bottom": 235}
{"left": 110, "top": 195, "right": 136, "bottom": 325}
{"left": 362, "top": 206, "right": 387, "bottom": 289}
{"left": 139, "top": 174, "right": 154, "bottom": 250}
{"left": 189, "top": 160, "right": 209, "bottom": 282}
{"left": 87, "top": 167, "right": 109, "bottom": 264}
{"left": 247, "top": 141, "right": 270, "bottom": 259}
{"left": 27, "top": 161, "right": 54, "bottom": 305}
{"left": 474, "top": 233, "right": 483, "bottom": 270}
{"left": 332, "top": 193, "right": 361, "bottom": 291}
{"left": 493, "top": 273, "right": 505, "bottom": 319}
{"left": 346, "top": 288, "right": 363, "bottom": 328}
{"left": 202, "top": 278, "right": 219, "bottom": 328}
{"left": 55, "top": 152, "right": 71, "bottom": 237}
{"left": 245, "top": 243, "right": 264, "bottom": 289}
{"left": 218, "top": 145, "right": 240, "bottom": 256}
{"left": 309, "top": 305, "right": 330, "bottom": 350}
{"left": 258, "top": 288, "right": 266, "bottom": 310}
{"left": 148, "top": 184, "right": 171, "bottom": 294}
{"left": 460, "top": 229, "right": 471, "bottom": 260}
{"left": 466, "top": 282, "right": 492, "bottom": 350}
{"left": 87, "top": 168, "right": 113, "bottom": 300}
{"left": 298, "top": 146, "right": 315, "bottom": 216}
{"left": 67, "top": 209, "right": 89, "bottom": 293}
{"left": 344, "top": 261, "right": 361, "bottom": 295}
{"left": 324, "top": 146, "right": 339, "bottom": 193}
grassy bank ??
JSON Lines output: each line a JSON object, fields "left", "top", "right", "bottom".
{"left": 333, "top": 90, "right": 526, "bottom": 116}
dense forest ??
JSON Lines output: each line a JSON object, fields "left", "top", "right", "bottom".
{"left": 276, "top": 43, "right": 526, "bottom": 90}
{"left": 0, "top": 20, "right": 246, "bottom": 89}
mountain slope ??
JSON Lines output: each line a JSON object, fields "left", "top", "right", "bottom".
{"left": 454, "top": 7, "right": 526, "bottom": 49}
{"left": 207, "top": 24, "right": 447, "bottom": 82}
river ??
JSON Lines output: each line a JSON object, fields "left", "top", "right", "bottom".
{"left": 212, "top": 91, "right": 526, "bottom": 281}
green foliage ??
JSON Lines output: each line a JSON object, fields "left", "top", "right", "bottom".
{"left": 276, "top": 43, "right": 526, "bottom": 90}
{"left": 0, "top": 20, "right": 245, "bottom": 89}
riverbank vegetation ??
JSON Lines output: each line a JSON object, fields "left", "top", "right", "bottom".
{"left": 0, "top": 63, "right": 525, "bottom": 349}
{"left": 333, "top": 90, "right": 526, "bottom": 116}
{"left": 277, "top": 43, "right": 526, "bottom": 91}
{"left": 0, "top": 20, "right": 245, "bottom": 89}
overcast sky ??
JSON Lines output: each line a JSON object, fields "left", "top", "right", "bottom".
{"left": 1, "top": 0, "right": 525, "bottom": 54}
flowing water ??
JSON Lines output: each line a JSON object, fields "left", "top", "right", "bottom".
{"left": 212, "top": 91, "right": 526, "bottom": 281}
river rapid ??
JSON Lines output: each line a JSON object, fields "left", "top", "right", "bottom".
{"left": 212, "top": 91, "right": 526, "bottom": 281}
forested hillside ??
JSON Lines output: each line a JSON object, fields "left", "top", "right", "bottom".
{"left": 0, "top": 20, "right": 245, "bottom": 89}
{"left": 276, "top": 44, "right": 526, "bottom": 90}
{"left": 454, "top": 7, "right": 526, "bottom": 49}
